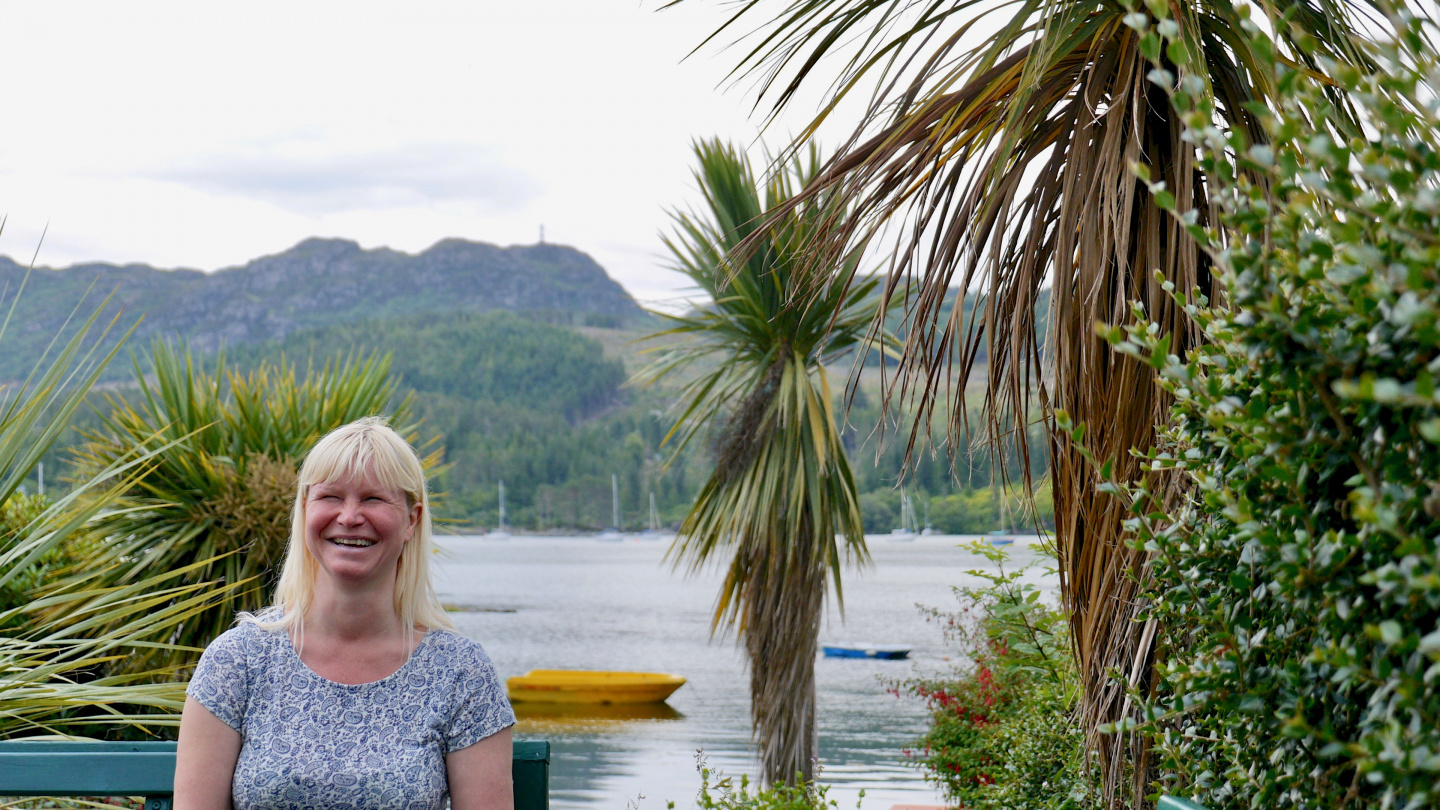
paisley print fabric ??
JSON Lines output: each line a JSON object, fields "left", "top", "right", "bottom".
{"left": 187, "top": 615, "right": 515, "bottom": 810}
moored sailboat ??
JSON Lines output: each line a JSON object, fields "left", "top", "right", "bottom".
{"left": 485, "top": 481, "right": 510, "bottom": 539}
{"left": 597, "top": 474, "right": 623, "bottom": 540}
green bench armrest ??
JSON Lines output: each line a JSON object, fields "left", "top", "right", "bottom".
{"left": 0, "top": 739, "right": 549, "bottom": 810}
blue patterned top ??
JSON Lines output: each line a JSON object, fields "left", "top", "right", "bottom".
{"left": 187, "top": 616, "right": 516, "bottom": 810}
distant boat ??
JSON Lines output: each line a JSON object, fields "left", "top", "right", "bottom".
{"left": 486, "top": 481, "right": 510, "bottom": 539}
{"left": 506, "top": 670, "right": 687, "bottom": 704}
{"left": 822, "top": 644, "right": 911, "bottom": 660}
{"left": 921, "top": 497, "right": 939, "bottom": 536}
{"left": 986, "top": 481, "right": 1017, "bottom": 545}
{"left": 889, "top": 488, "right": 917, "bottom": 541}
{"left": 597, "top": 474, "right": 624, "bottom": 540}
{"left": 635, "top": 492, "right": 664, "bottom": 539}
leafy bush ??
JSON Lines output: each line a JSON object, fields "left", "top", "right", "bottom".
{"left": 0, "top": 492, "right": 61, "bottom": 621}
{"left": 900, "top": 543, "right": 1094, "bottom": 809}
{"left": 1092, "top": 5, "right": 1440, "bottom": 808}
{"left": 671, "top": 754, "right": 858, "bottom": 810}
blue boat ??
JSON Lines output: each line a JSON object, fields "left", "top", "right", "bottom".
{"left": 822, "top": 644, "right": 911, "bottom": 660}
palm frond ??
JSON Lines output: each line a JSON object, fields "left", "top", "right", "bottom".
{"left": 0, "top": 288, "right": 238, "bottom": 737}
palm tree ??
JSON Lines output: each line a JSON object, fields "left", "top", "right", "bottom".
{"left": 641, "top": 139, "right": 885, "bottom": 785}
{"left": 667, "top": 0, "right": 1379, "bottom": 800}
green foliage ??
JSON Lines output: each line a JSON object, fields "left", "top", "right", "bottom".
{"left": 58, "top": 341, "right": 426, "bottom": 677}
{"left": 900, "top": 543, "right": 1093, "bottom": 809}
{"left": 0, "top": 492, "right": 64, "bottom": 624}
{"left": 1094, "top": 5, "right": 1440, "bottom": 808}
{"left": 679, "top": 754, "right": 859, "bottom": 810}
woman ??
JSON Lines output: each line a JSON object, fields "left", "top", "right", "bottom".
{"left": 176, "top": 417, "right": 515, "bottom": 810}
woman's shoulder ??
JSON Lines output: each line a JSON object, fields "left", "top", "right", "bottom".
{"left": 419, "top": 629, "right": 499, "bottom": 673}
{"left": 203, "top": 611, "right": 285, "bottom": 659}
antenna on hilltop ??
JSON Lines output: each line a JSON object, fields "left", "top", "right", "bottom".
{"left": 539, "top": 225, "right": 545, "bottom": 245}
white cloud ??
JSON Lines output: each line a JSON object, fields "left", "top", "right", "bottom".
{"left": 149, "top": 141, "right": 540, "bottom": 214}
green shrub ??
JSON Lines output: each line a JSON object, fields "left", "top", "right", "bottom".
{"left": 0, "top": 492, "right": 60, "bottom": 622}
{"left": 900, "top": 543, "right": 1094, "bottom": 809}
{"left": 673, "top": 754, "right": 858, "bottom": 810}
{"left": 1095, "top": 5, "right": 1440, "bottom": 808}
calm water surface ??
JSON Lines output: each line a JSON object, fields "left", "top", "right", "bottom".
{"left": 433, "top": 534, "right": 1057, "bottom": 810}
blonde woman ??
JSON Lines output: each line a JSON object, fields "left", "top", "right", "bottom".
{"left": 175, "top": 417, "right": 515, "bottom": 810}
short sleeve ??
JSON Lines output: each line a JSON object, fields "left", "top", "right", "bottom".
{"left": 186, "top": 624, "right": 254, "bottom": 734}
{"left": 442, "top": 638, "right": 516, "bottom": 753}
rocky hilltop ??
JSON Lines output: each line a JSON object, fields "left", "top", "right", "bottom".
{"left": 0, "top": 238, "right": 644, "bottom": 380}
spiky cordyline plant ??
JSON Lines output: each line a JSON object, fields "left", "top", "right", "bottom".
{"left": 0, "top": 272, "right": 234, "bottom": 737}
{"left": 641, "top": 139, "right": 889, "bottom": 785}
{"left": 669, "top": 0, "right": 1382, "bottom": 800}
{"left": 54, "top": 341, "right": 436, "bottom": 678}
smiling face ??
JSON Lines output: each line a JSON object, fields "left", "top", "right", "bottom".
{"left": 303, "top": 471, "right": 422, "bottom": 589}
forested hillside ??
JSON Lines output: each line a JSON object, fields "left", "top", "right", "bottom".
{"left": 28, "top": 281, "right": 1051, "bottom": 533}
{"left": 221, "top": 310, "right": 704, "bottom": 528}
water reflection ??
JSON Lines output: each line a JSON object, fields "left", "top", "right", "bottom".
{"left": 516, "top": 701, "right": 685, "bottom": 734}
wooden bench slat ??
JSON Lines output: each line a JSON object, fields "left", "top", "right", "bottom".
{"left": 0, "top": 751, "right": 177, "bottom": 795}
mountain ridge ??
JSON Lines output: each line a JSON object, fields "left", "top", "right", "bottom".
{"left": 0, "top": 237, "right": 645, "bottom": 380}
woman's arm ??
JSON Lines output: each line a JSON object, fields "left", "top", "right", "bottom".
{"left": 174, "top": 696, "right": 242, "bottom": 810}
{"left": 446, "top": 726, "right": 515, "bottom": 810}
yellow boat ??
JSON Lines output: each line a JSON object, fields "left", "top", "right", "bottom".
{"left": 506, "top": 670, "right": 687, "bottom": 704}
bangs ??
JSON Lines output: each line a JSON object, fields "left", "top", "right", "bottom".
{"left": 298, "top": 418, "right": 425, "bottom": 501}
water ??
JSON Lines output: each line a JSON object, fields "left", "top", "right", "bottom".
{"left": 433, "top": 534, "right": 1057, "bottom": 810}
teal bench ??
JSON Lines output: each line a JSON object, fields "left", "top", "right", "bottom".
{"left": 1158, "top": 796, "right": 1207, "bottom": 810}
{"left": 0, "top": 739, "right": 550, "bottom": 810}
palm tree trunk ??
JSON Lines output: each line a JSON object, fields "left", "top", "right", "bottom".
{"left": 1048, "top": 44, "right": 1210, "bottom": 806}
{"left": 742, "top": 522, "right": 827, "bottom": 785}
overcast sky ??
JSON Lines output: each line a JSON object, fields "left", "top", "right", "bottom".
{"left": 1, "top": 1, "right": 854, "bottom": 308}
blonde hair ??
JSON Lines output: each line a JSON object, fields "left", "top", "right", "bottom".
{"left": 246, "top": 416, "right": 453, "bottom": 638}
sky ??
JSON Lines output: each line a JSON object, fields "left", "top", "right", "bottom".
{"left": 1, "top": 1, "right": 856, "bottom": 309}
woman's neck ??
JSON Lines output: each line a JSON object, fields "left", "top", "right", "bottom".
{"left": 305, "top": 577, "right": 405, "bottom": 643}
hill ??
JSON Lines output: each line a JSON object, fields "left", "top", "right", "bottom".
{"left": 0, "top": 237, "right": 645, "bottom": 381}
{"left": 217, "top": 310, "right": 690, "bottom": 528}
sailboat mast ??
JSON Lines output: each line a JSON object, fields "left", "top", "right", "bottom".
{"left": 611, "top": 474, "right": 620, "bottom": 531}
{"left": 499, "top": 480, "right": 506, "bottom": 531}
